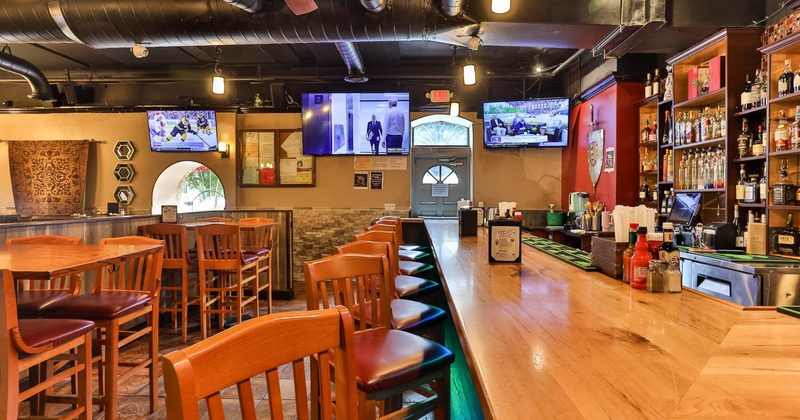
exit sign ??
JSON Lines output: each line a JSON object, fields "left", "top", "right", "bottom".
{"left": 429, "top": 89, "right": 452, "bottom": 103}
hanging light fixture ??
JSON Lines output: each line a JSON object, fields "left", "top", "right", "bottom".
{"left": 449, "top": 102, "right": 460, "bottom": 116}
{"left": 211, "top": 47, "right": 225, "bottom": 95}
{"left": 462, "top": 63, "right": 476, "bottom": 86}
{"left": 492, "top": 0, "right": 511, "bottom": 14}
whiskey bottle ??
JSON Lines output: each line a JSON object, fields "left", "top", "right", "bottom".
{"left": 741, "top": 73, "right": 753, "bottom": 111}
{"left": 752, "top": 125, "right": 765, "bottom": 156}
{"left": 745, "top": 174, "right": 760, "bottom": 203}
{"left": 793, "top": 105, "right": 800, "bottom": 149}
{"left": 674, "top": 112, "right": 684, "bottom": 145}
{"left": 775, "top": 110, "right": 790, "bottom": 152}
{"left": 794, "top": 63, "right": 800, "bottom": 93}
{"left": 693, "top": 110, "right": 702, "bottom": 143}
{"left": 752, "top": 70, "right": 764, "bottom": 109}
{"left": 771, "top": 213, "right": 799, "bottom": 256}
{"left": 662, "top": 110, "right": 673, "bottom": 145}
{"left": 649, "top": 120, "right": 657, "bottom": 142}
{"left": 736, "top": 164, "right": 747, "bottom": 203}
{"left": 773, "top": 158, "right": 795, "bottom": 205}
{"left": 760, "top": 66, "right": 769, "bottom": 107}
{"left": 641, "top": 119, "right": 652, "bottom": 143}
{"left": 701, "top": 107, "right": 711, "bottom": 141}
{"left": 654, "top": 68, "right": 663, "bottom": 95}
{"left": 667, "top": 188, "right": 674, "bottom": 213}
{"left": 779, "top": 59, "right": 794, "bottom": 97}
{"left": 644, "top": 73, "right": 653, "bottom": 98}
{"left": 715, "top": 145, "right": 725, "bottom": 189}
{"left": 737, "top": 118, "right": 750, "bottom": 158}
{"left": 667, "top": 149, "right": 674, "bottom": 182}
{"left": 717, "top": 105, "right": 726, "bottom": 138}
{"left": 639, "top": 179, "right": 649, "bottom": 203}
{"left": 760, "top": 162, "right": 768, "bottom": 204}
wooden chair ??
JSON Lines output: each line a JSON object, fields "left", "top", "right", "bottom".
{"left": 335, "top": 240, "right": 446, "bottom": 342}
{"left": 142, "top": 223, "right": 199, "bottom": 343}
{"left": 162, "top": 307, "right": 358, "bottom": 420}
{"left": 239, "top": 217, "right": 274, "bottom": 314}
{"left": 374, "top": 216, "right": 427, "bottom": 251}
{"left": 40, "top": 236, "right": 163, "bottom": 420}
{"left": 195, "top": 224, "right": 260, "bottom": 340}
{"left": 367, "top": 224, "right": 430, "bottom": 262}
{"left": 0, "top": 269, "right": 94, "bottom": 420}
{"left": 5, "top": 235, "right": 83, "bottom": 317}
{"left": 355, "top": 230, "right": 436, "bottom": 279}
{"left": 305, "top": 253, "right": 454, "bottom": 419}
{"left": 196, "top": 217, "right": 233, "bottom": 223}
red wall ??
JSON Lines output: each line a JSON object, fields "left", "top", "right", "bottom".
{"left": 561, "top": 81, "right": 640, "bottom": 211}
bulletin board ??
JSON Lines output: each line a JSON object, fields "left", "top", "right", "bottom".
{"left": 239, "top": 129, "right": 315, "bottom": 187}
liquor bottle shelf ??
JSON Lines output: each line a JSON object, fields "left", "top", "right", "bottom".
{"left": 734, "top": 105, "right": 767, "bottom": 117}
{"left": 769, "top": 89, "right": 800, "bottom": 105}
{"left": 769, "top": 148, "right": 800, "bottom": 157}
{"left": 673, "top": 137, "right": 726, "bottom": 150}
{"left": 658, "top": 181, "right": 674, "bottom": 186}
{"left": 640, "top": 140, "right": 659, "bottom": 148}
{"left": 640, "top": 170, "right": 658, "bottom": 176}
{"left": 738, "top": 202, "right": 767, "bottom": 208}
{"left": 674, "top": 188, "right": 726, "bottom": 193}
{"left": 732, "top": 155, "right": 767, "bottom": 163}
{"left": 768, "top": 204, "right": 800, "bottom": 210}
{"left": 661, "top": 142, "right": 674, "bottom": 149}
{"left": 673, "top": 89, "right": 726, "bottom": 110}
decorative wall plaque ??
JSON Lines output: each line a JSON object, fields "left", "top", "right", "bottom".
{"left": 114, "top": 186, "right": 135, "bottom": 205}
{"left": 113, "top": 163, "right": 135, "bottom": 182}
{"left": 113, "top": 141, "right": 135, "bottom": 160}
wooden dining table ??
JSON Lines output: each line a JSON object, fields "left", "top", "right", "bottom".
{"left": 0, "top": 243, "right": 163, "bottom": 280}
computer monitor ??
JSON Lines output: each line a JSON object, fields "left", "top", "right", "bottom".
{"left": 666, "top": 193, "right": 701, "bottom": 227}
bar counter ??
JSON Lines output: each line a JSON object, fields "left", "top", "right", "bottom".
{"left": 424, "top": 219, "right": 800, "bottom": 419}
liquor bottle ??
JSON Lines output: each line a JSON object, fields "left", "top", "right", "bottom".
{"left": 678, "top": 153, "right": 686, "bottom": 189}
{"left": 743, "top": 210, "right": 754, "bottom": 249}
{"left": 717, "top": 105, "right": 726, "bottom": 138}
{"left": 752, "top": 125, "right": 765, "bottom": 156}
{"left": 622, "top": 223, "right": 639, "bottom": 284}
{"left": 793, "top": 105, "right": 800, "bottom": 149}
{"left": 737, "top": 118, "right": 750, "bottom": 158}
{"left": 658, "top": 222, "right": 680, "bottom": 263}
{"left": 674, "top": 112, "right": 683, "bottom": 145}
{"left": 771, "top": 213, "right": 799, "bottom": 256}
{"left": 794, "top": 63, "right": 800, "bottom": 93}
{"left": 660, "top": 191, "right": 668, "bottom": 214}
{"left": 736, "top": 164, "right": 747, "bottom": 203}
{"left": 760, "top": 162, "right": 768, "bottom": 204}
{"left": 662, "top": 110, "right": 672, "bottom": 144}
{"left": 760, "top": 66, "right": 769, "bottom": 107}
{"left": 651, "top": 185, "right": 658, "bottom": 203}
{"left": 701, "top": 74, "right": 710, "bottom": 95}
{"left": 654, "top": 68, "right": 663, "bottom": 95}
{"left": 667, "top": 149, "right": 674, "bottom": 182}
{"left": 773, "top": 158, "right": 795, "bottom": 205}
{"left": 779, "top": 59, "right": 794, "bottom": 96}
{"left": 641, "top": 119, "right": 652, "bottom": 143}
{"left": 733, "top": 204, "right": 744, "bottom": 248}
{"left": 701, "top": 107, "right": 711, "bottom": 141}
{"left": 690, "top": 150, "right": 699, "bottom": 189}
{"left": 644, "top": 73, "right": 653, "bottom": 98}
{"left": 775, "top": 110, "right": 791, "bottom": 152}
{"left": 752, "top": 70, "right": 764, "bottom": 109}
{"left": 667, "top": 188, "right": 674, "bottom": 213}
{"left": 639, "top": 178, "right": 649, "bottom": 203}
{"left": 693, "top": 110, "right": 702, "bottom": 143}
{"left": 715, "top": 145, "right": 725, "bottom": 189}
{"left": 662, "top": 149, "right": 670, "bottom": 182}
{"left": 631, "top": 227, "right": 650, "bottom": 289}
{"left": 740, "top": 73, "right": 753, "bottom": 111}
{"left": 687, "top": 110, "right": 696, "bottom": 143}
{"left": 745, "top": 174, "right": 759, "bottom": 203}
{"left": 649, "top": 120, "right": 657, "bottom": 142}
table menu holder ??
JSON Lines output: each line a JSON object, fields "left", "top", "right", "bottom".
{"left": 488, "top": 219, "right": 521, "bottom": 263}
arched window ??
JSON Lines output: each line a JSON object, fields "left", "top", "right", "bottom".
{"left": 411, "top": 115, "right": 472, "bottom": 147}
{"left": 422, "top": 165, "right": 460, "bottom": 185}
{"left": 152, "top": 161, "right": 225, "bottom": 214}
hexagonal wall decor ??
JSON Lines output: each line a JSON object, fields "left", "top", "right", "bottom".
{"left": 114, "top": 186, "right": 135, "bottom": 205}
{"left": 113, "top": 140, "right": 135, "bottom": 160}
{"left": 113, "top": 164, "right": 135, "bottom": 183}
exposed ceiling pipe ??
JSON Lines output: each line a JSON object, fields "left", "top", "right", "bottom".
{"left": 335, "top": 42, "right": 369, "bottom": 83}
{"left": 360, "top": 0, "right": 386, "bottom": 13}
{"left": 0, "top": 51, "right": 55, "bottom": 101}
{"left": 222, "top": 0, "right": 266, "bottom": 13}
{"left": 550, "top": 49, "right": 585, "bottom": 76}
{"left": 440, "top": 0, "right": 465, "bottom": 16}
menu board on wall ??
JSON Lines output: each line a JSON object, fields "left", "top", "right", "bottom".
{"left": 239, "top": 129, "right": 315, "bottom": 187}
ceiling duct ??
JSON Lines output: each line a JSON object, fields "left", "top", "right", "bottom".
{"left": 222, "top": 0, "right": 266, "bottom": 13}
{"left": 0, "top": 50, "right": 55, "bottom": 101}
{"left": 440, "top": 0, "right": 465, "bottom": 17}
{"left": 360, "top": 0, "right": 386, "bottom": 13}
{"left": 335, "top": 42, "right": 369, "bottom": 83}
{"left": 0, "top": 0, "right": 465, "bottom": 48}
{"left": 590, "top": 0, "right": 666, "bottom": 58}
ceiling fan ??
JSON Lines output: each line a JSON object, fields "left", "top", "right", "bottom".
{"left": 284, "top": 0, "right": 318, "bottom": 15}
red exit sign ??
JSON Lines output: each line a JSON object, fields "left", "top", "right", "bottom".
{"left": 428, "top": 89, "right": 452, "bottom": 103}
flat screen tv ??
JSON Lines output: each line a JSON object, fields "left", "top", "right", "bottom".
{"left": 148, "top": 110, "right": 218, "bottom": 152}
{"left": 301, "top": 92, "right": 410, "bottom": 155}
{"left": 482, "top": 97, "right": 570, "bottom": 148}
{"left": 667, "top": 193, "right": 702, "bottom": 226}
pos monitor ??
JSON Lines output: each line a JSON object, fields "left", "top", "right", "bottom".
{"left": 666, "top": 193, "right": 702, "bottom": 227}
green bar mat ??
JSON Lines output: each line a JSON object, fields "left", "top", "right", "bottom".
{"left": 521, "top": 237, "right": 598, "bottom": 271}
{"left": 777, "top": 306, "right": 800, "bottom": 319}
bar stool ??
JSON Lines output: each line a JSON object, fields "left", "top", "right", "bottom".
{"left": 5, "top": 235, "right": 83, "bottom": 317}
{"left": 355, "top": 230, "right": 437, "bottom": 279}
{"left": 334, "top": 240, "right": 446, "bottom": 343}
{"left": 239, "top": 217, "right": 274, "bottom": 314}
{"left": 195, "top": 223, "right": 260, "bottom": 340}
{"left": 367, "top": 223, "right": 430, "bottom": 261}
{"left": 304, "top": 253, "right": 453, "bottom": 419}
{"left": 375, "top": 216, "right": 427, "bottom": 251}
{"left": 142, "top": 223, "right": 199, "bottom": 343}
{"left": 40, "top": 236, "right": 164, "bottom": 420}
{"left": 162, "top": 307, "right": 358, "bottom": 419}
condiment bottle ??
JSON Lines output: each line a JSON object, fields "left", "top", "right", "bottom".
{"left": 664, "top": 260, "right": 682, "bottom": 293}
{"left": 630, "top": 227, "right": 650, "bottom": 289}
{"left": 658, "top": 222, "right": 680, "bottom": 263}
{"left": 646, "top": 260, "right": 664, "bottom": 292}
{"left": 622, "top": 223, "right": 639, "bottom": 284}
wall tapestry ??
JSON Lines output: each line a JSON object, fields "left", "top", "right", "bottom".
{"left": 8, "top": 140, "right": 89, "bottom": 216}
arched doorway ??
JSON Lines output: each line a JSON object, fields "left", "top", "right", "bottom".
{"left": 410, "top": 115, "right": 473, "bottom": 217}
{"left": 151, "top": 161, "right": 226, "bottom": 214}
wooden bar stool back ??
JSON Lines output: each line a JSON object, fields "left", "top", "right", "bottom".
{"left": 304, "top": 254, "right": 454, "bottom": 419}
{"left": 38, "top": 236, "right": 163, "bottom": 420}
{"left": 5, "top": 235, "right": 83, "bottom": 316}
{"left": 163, "top": 307, "right": 358, "bottom": 420}
{"left": 355, "top": 230, "right": 436, "bottom": 278}
{"left": 239, "top": 217, "right": 274, "bottom": 314}
{"left": 376, "top": 216, "right": 426, "bottom": 251}
{"left": 142, "top": 223, "right": 199, "bottom": 343}
{"left": 195, "top": 224, "right": 260, "bottom": 340}
{"left": 366, "top": 224, "right": 430, "bottom": 262}
{"left": 0, "top": 269, "right": 94, "bottom": 419}
{"left": 196, "top": 217, "right": 233, "bottom": 223}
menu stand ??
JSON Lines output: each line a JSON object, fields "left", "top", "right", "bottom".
{"left": 488, "top": 219, "right": 521, "bottom": 263}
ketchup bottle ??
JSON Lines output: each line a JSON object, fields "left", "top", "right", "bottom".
{"left": 630, "top": 227, "right": 650, "bottom": 289}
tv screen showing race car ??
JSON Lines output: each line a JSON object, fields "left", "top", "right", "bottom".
{"left": 147, "top": 110, "right": 218, "bottom": 152}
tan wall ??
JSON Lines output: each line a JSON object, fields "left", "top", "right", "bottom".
{"left": 0, "top": 110, "right": 562, "bottom": 214}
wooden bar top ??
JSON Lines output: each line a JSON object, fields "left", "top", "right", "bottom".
{"left": 424, "top": 220, "right": 800, "bottom": 419}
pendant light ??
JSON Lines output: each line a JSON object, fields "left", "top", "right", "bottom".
{"left": 449, "top": 102, "right": 460, "bottom": 116}
{"left": 463, "top": 63, "right": 476, "bottom": 86}
{"left": 492, "top": 0, "right": 511, "bottom": 14}
{"left": 211, "top": 47, "right": 225, "bottom": 95}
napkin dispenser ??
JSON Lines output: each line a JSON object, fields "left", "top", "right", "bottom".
{"left": 701, "top": 222, "right": 737, "bottom": 250}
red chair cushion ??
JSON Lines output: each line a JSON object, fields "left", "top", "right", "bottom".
{"left": 42, "top": 292, "right": 153, "bottom": 320}
{"left": 390, "top": 299, "right": 447, "bottom": 332}
{"left": 398, "top": 261, "right": 435, "bottom": 276}
{"left": 16, "top": 290, "right": 72, "bottom": 317}
{"left": 394, "top": 275, "right": 439, "bottom": 300}
{"left": 353, "top": 329, "right": 454, "bottom": 393}
{"left": 241, "top": 253, "right": 260, "bottom": 264}
{"left": 242, "top": 246, "right": 270, "bottom": 257}
{"left": 17, "top": 318, "right": 95, "bottom": 353}
{"left": 398, "top": 249, "right": 430, "bottom": 262}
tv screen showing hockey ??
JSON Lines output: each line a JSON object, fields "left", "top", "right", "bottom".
{"left": 148, "top": 110, "right": 219, "bottom": 152}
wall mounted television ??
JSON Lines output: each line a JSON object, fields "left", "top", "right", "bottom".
{"left": 148, "top": 110, "right": 218, "bottom": 152}
{"left": 482, "top": 97, "right": 570, "bottom": 148}
{"left": 301, "top": 92, "right": 410, "bottom": 155}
